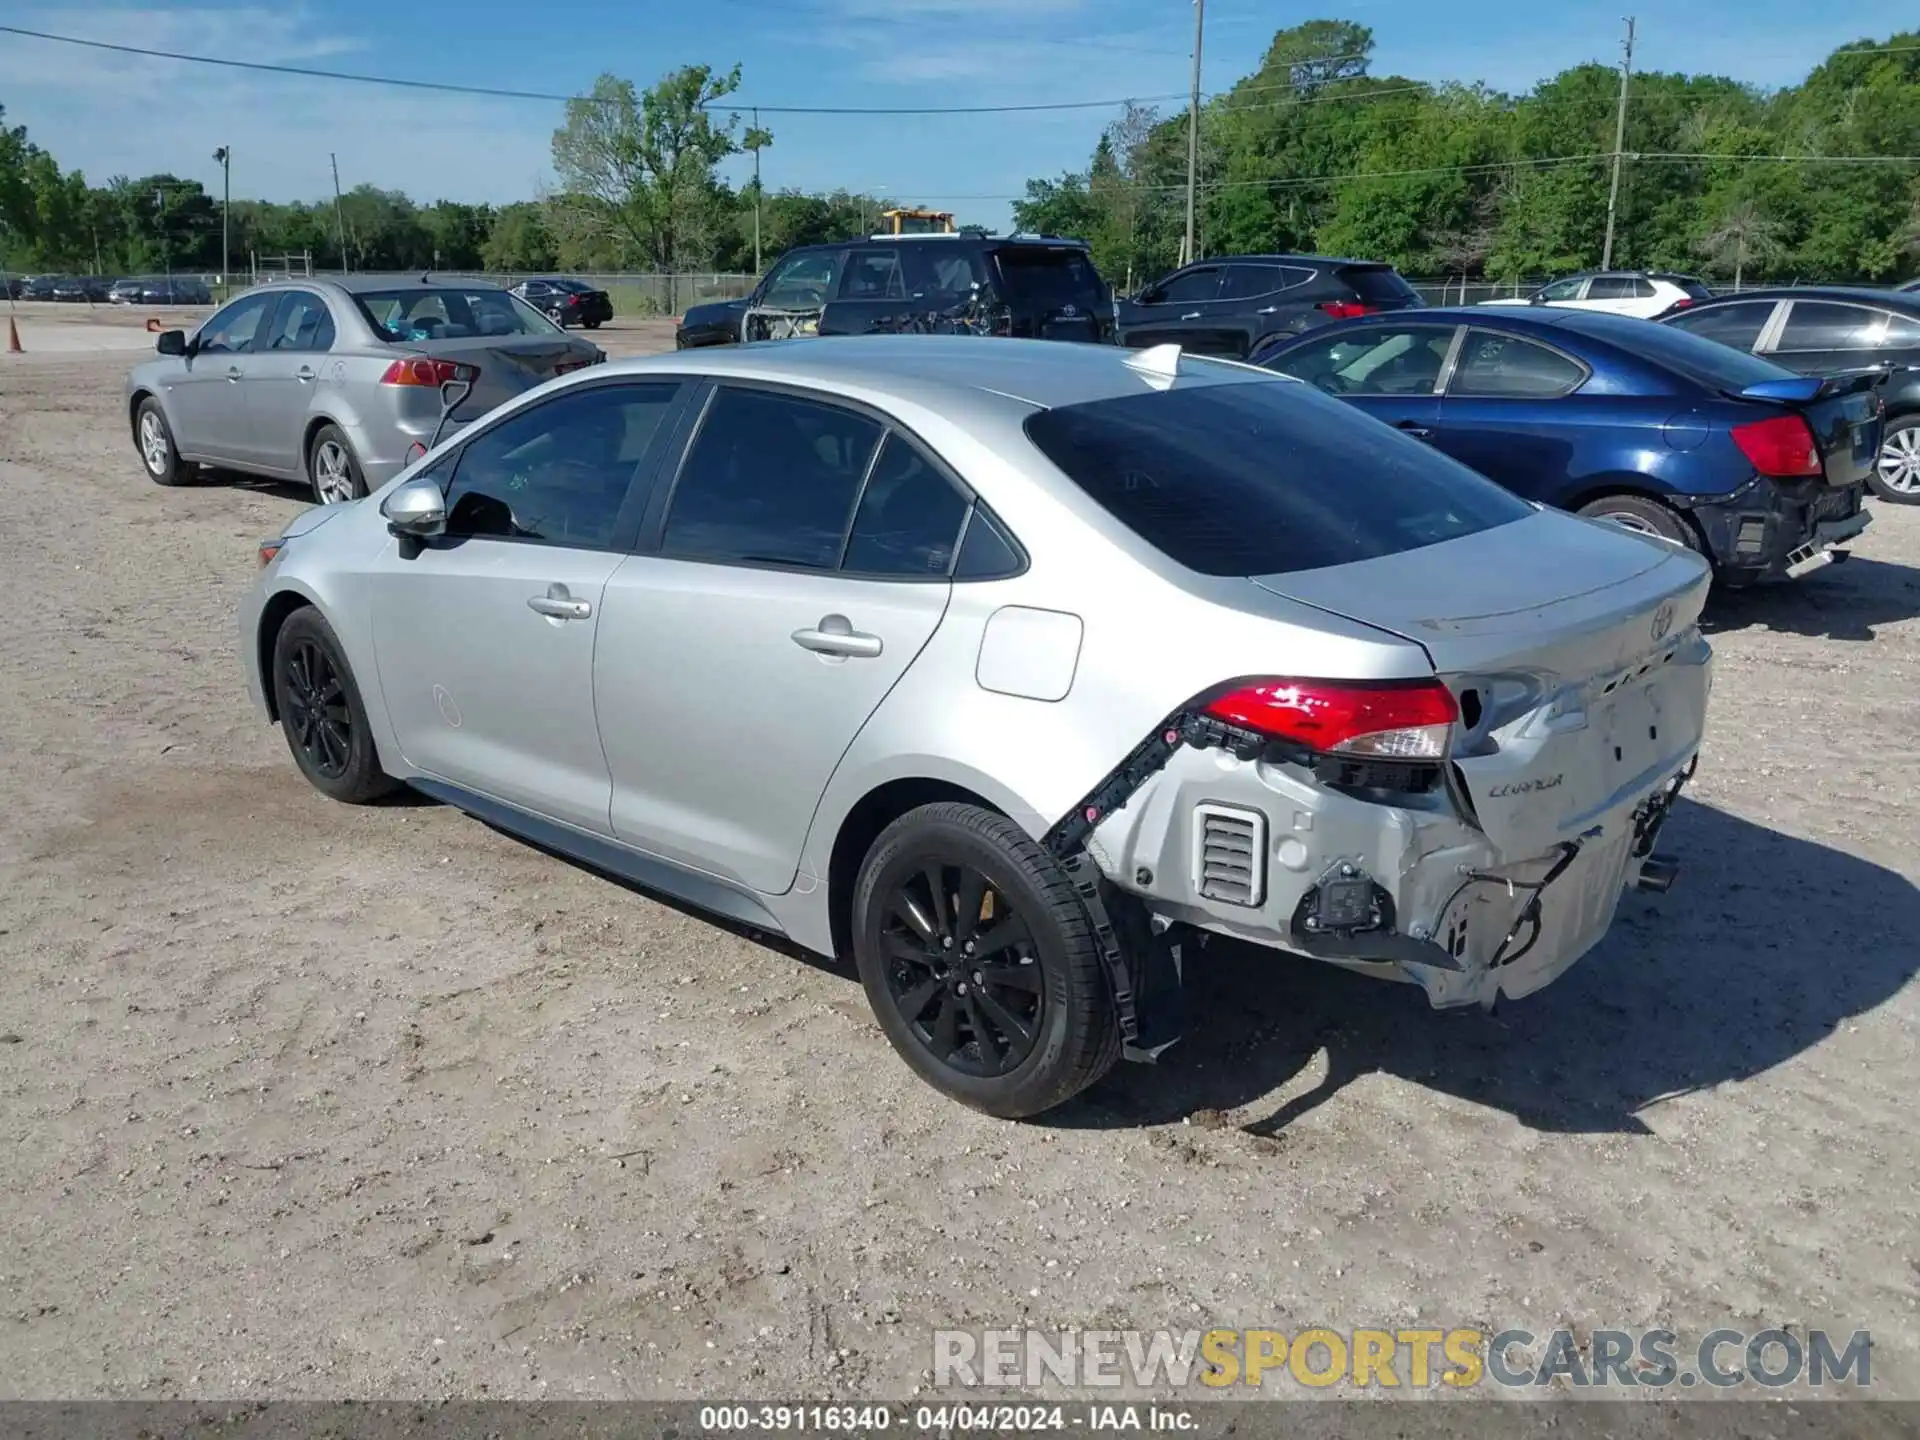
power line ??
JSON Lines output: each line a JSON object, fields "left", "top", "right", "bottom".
{"left": 699, "top": 0, "right": 1190, "bottom": 57}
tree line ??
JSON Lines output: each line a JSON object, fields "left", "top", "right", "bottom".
{"left": 4, "top": 19, "right": 1917, "bottom": 289}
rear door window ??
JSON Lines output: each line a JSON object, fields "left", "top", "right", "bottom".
{"left": 1218, "top": 264, "right": 1287, "bottom": 300}
{"left": 662, "top": 387, "right": 883, "bottom": 570}
{"left": 1266, "top": 325, "right": 1456, "bottom": 396}
{"left": 1667, "top": 300, "right": 1774, "bottom": 351}
{"left": 1448, "top": 331, "right": 1587, "bottom": 397}
{"left": 1022, "top": 378, "right": 1531, "bottom": 577}
{"left": 262, "top": 291, "right": 336, "bottom": 352}
{"left": 1585, "top": 277, "right": 1635, "bottom": 301}
{"left": 841, "top": 434, "right": 969, "bottom": 578}
{"left": 1777, "top": 301, "right": 1885, "bottom": 352}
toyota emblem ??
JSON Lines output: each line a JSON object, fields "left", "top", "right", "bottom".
{"left": 1649, "top": 601, "right": 1675, "bottom": 643}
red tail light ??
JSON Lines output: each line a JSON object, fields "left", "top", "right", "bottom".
{"left": 1731, "top": 414, "right": 1821, "bottom": 478}
{"left": 1317, "top": 301, "right": 1377, "bottom": 320}
{"left": 1205, "top": 678, "right": 1457, "bottom": 760}
{"left": 1670, "top": 297, "right": 1695, "bottom": 309}
{"left": 379, "top": 357, "right": 477, "bottom": 387}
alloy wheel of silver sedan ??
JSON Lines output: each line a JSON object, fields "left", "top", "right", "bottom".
{"left": 138, "top": 410, "right": 169, "bottom": 477}
{"left": 1872, "top": 420, "right": 1920, "bottom": 504}
{"left": 308, "top": 425, "right": 365, "bottom": 506}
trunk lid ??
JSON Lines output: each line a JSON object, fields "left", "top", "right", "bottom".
{"left": 1742, "top": 372, "right": 1881, "bottom": 487}
{"left": 398, "top": 336, "right": 602, "bottom": 420}
{"left": 1252, "top": 510, "right": 1714, "bottom": 857}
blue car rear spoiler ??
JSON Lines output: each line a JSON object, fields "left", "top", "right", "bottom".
{"left": 1736, "top": 376, "right": 1826, "bottom": 404}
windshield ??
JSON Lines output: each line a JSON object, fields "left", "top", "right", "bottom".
{"left": 1023, "top": 376, "right": 1531, "bottom": 577}
{"left": 994, "top": 247, "right": 1107, "bottom": 310}
{"left": 353, "top": 287, "right": 559, "bottom": 341}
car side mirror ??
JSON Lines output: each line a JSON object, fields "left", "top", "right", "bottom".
{"left": 155, "top": 329, "right": 187, "bottom": 356}
{"left": 381, "top": 474, "right": 447, "bottom": 539}
{"left": 1528, "top": 294, "right": 1548, "bottom": 306}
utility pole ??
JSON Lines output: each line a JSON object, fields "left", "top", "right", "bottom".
{"left": 329, "top": 152, "right": 349, "bottom": 273}
{"left": 1182, "top": 0, "right": 1206, "bottom": 267}
{"left": 212, "top": 146, "right": 230, "bottom": 300}
{"left": 752, "top": 108, "right": 763, "bottom": 274}
{"left": 1600, "top": 16, "right": 1635, "bottom": 271}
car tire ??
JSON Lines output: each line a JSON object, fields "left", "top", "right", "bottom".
{"left": 1577, "top": 494, "right": 1699, "bottom": 552}
{"left": 850, "top": 802, "right": 1120, "bottom": 1118}
{"left": 584, "top": 318, "right": 602, "bottom": 329}
{"left": 308, "top": 423, "right": 367, "bottom": 506}
{"left": 1868, "top": 415, "right": 1920, "bottom": 505}
{"left": 134, "top": 397, "right": 195, "bottom": 486}
{"left": 270, "top": 607, "right": 397, "bottom": 805}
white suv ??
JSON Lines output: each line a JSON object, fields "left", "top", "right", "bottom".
{"left": 1483, "top": 271, "right": 1714, "bottom": 320}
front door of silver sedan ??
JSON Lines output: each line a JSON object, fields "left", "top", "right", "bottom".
{"left": 166, "top": 292, "right": 276, "bottom": 466}
{"left": 368, "top": 380, "right": 691, "bottom": 834}
{"left": 596, "top": 385, "right": 967, "bottom": 894}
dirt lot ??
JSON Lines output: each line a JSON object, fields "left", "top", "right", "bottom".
{"left": 1, "top": 310, "right": 1917, "bottom": 1403}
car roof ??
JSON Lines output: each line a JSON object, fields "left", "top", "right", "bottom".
{"left": 1333, "top": 305, "right": 1673, "bottom": 345}
{"left": 1681, "top": 285, "right": 1920, "bottom": 312}
{"left": 319, "top": 273, "right": 507, "bottom": 295}
{"left": 594, "top": 334, "right": 1275, "bottom": 411}
{"left": 1186, "top": 253, "right": 1390, "bottom": 268}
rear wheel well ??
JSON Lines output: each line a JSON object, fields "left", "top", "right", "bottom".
{"left": 827, "top": 778, "right": 1001, "bottom": 960}
{"left": 256, "top": 592, "right": 314, "bottom": 722}
{"left": 1564, "top": 482, "right": 1706, "bottom": 547}
{"left": 301, "top": 415, "right": 338, "bottom": 469}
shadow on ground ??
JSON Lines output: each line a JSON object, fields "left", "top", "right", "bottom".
{"left": 1059, "top": 797, "right": 1918, "bottom": 1134}
{"left": 1704, "top": 554, "right": 1920, "bottom": 641}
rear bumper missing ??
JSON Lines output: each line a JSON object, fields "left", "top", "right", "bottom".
{"left": 1680, "top": 478, "right": 1870, "bottom": 583}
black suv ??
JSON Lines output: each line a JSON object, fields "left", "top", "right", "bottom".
{"left": 675, "top": 234, "right": 1113, "bottom": 349}
{"left": 1116, "top": 254, "right": 1424, "bottom": 359}
{"left": 1661, "top": 287, "right": 1920, "bottom": 505}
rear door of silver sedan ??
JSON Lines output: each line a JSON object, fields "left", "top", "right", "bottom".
{"left": 594, "top": 381, "right": 968, "bottom": 894}
{"left": 242, "top": 288, "right": 339, "bottom": 477}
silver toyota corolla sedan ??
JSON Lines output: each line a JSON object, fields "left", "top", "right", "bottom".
{"left": 238, "top": 336, "right": 1714, "bottom": 1117}
{"left": 126, "top": 276, "right": 603, "bottom": 505}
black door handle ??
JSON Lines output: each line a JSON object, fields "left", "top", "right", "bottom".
{"left": 1397, "top": 422, "right": 1433, "bottom": 439}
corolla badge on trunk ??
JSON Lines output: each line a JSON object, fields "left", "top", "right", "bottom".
{"left": 1650, "top": 601, "right": 1676, "bottom": 643}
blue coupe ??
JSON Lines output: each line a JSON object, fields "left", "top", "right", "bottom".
{"left": 1253, "top": 307, "right": 1883, "bottom": 584}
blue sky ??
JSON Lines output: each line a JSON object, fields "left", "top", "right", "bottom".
{"left": 0, "top": 0, "right": 1900, "bottom": 231}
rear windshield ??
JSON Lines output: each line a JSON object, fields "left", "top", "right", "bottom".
{"left": 1339, "top": 266, "right": 1421, "bottom": 304}
{"left": 1022, "top": 376, "right": 1531, "bottom": 577}
{"left": 353, "top": 287, "right": 558, "bottom": 341}
{"left": 1610, "top": 318, "right": 1797, "bottom": 392}
{"left": 993, "top": 246, "right": 1108, "bottom": 310}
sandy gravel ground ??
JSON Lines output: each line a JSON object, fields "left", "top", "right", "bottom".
{"left": 0, "top": 322, "right": 1916, "bottom": 1404}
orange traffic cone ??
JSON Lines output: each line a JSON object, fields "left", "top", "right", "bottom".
{"left": 5, "top": 315, "right": 20, "bottom": 354}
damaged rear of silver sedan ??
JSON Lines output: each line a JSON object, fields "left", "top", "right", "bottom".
{"left": 240, "top": 336, "right": 1711, "bottom": 1120}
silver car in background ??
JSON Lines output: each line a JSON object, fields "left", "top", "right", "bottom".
{"left": 238, "top": 336, "right": 1713, "bottom": 1118}
{"left": 126, "top": 276, "right": 603, "bottom": 505}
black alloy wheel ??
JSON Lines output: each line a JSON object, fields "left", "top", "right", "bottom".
{"left": 282, "top": 636, "right": 352, "bottom": 780}
{"left": 878, "top": 861, "right": 1045, "bottom": 1078}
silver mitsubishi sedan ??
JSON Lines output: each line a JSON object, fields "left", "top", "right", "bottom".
{"left": 238, "top": 336, "right": 1714, "bottom": 1117}
{"left": 126, "top": 276, "right": 603, "bottom": 505}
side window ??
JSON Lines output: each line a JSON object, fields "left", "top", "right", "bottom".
{"left": 841, "top": 249, "right": 906, "bottom": 300}
{"left": 1536, "top": 277, "right": 1586, "bottom": 302}
{"left": 1633, "top": 278, "right": 1658, "bottom": 299}
{"left": 442, "top": 382, "right": 681, "bottom": 549}
{"left": 842, "top": 434, "right": 969, "bottom": 577}
{"left": 1155, "top": 267, "right": 1225, "bottom": 304}
{"left": 662, "top": 387, "right": 883, "bottom": 569}
{"left": 1669, "top": 301, "right": 1774, "bottom": 351}
{"left": 760, "top": 251, "right": 843, "bottom": 308}
{"left": 1585, "top": 276, "right": 1634, "bottom": 301}
{"left": 1777, "top": 301, "right": 1881, "bottom": 352}
{"left": 1218, "top": 264, "right": 1286, "bottom": 300}
{"left": 1268, "top": 325, "right": 1456, "bottom": 397}
{"left": 195, "top": 293, "right": 276, "bottom": 354}
{"left": 953, "top": 505, "right": 1024, "bottom": 580}
{"left": 262, "top": 291, "right": 336, "bottom": 353}
{"left": 912, "top": 248, "right": 987, "bottom": 297}
{"left": 1450, "top": 331, "right": 1587, "bottom": 398}
{"left": 1881, "top": 311, "right": 1920, "bottom": 346}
